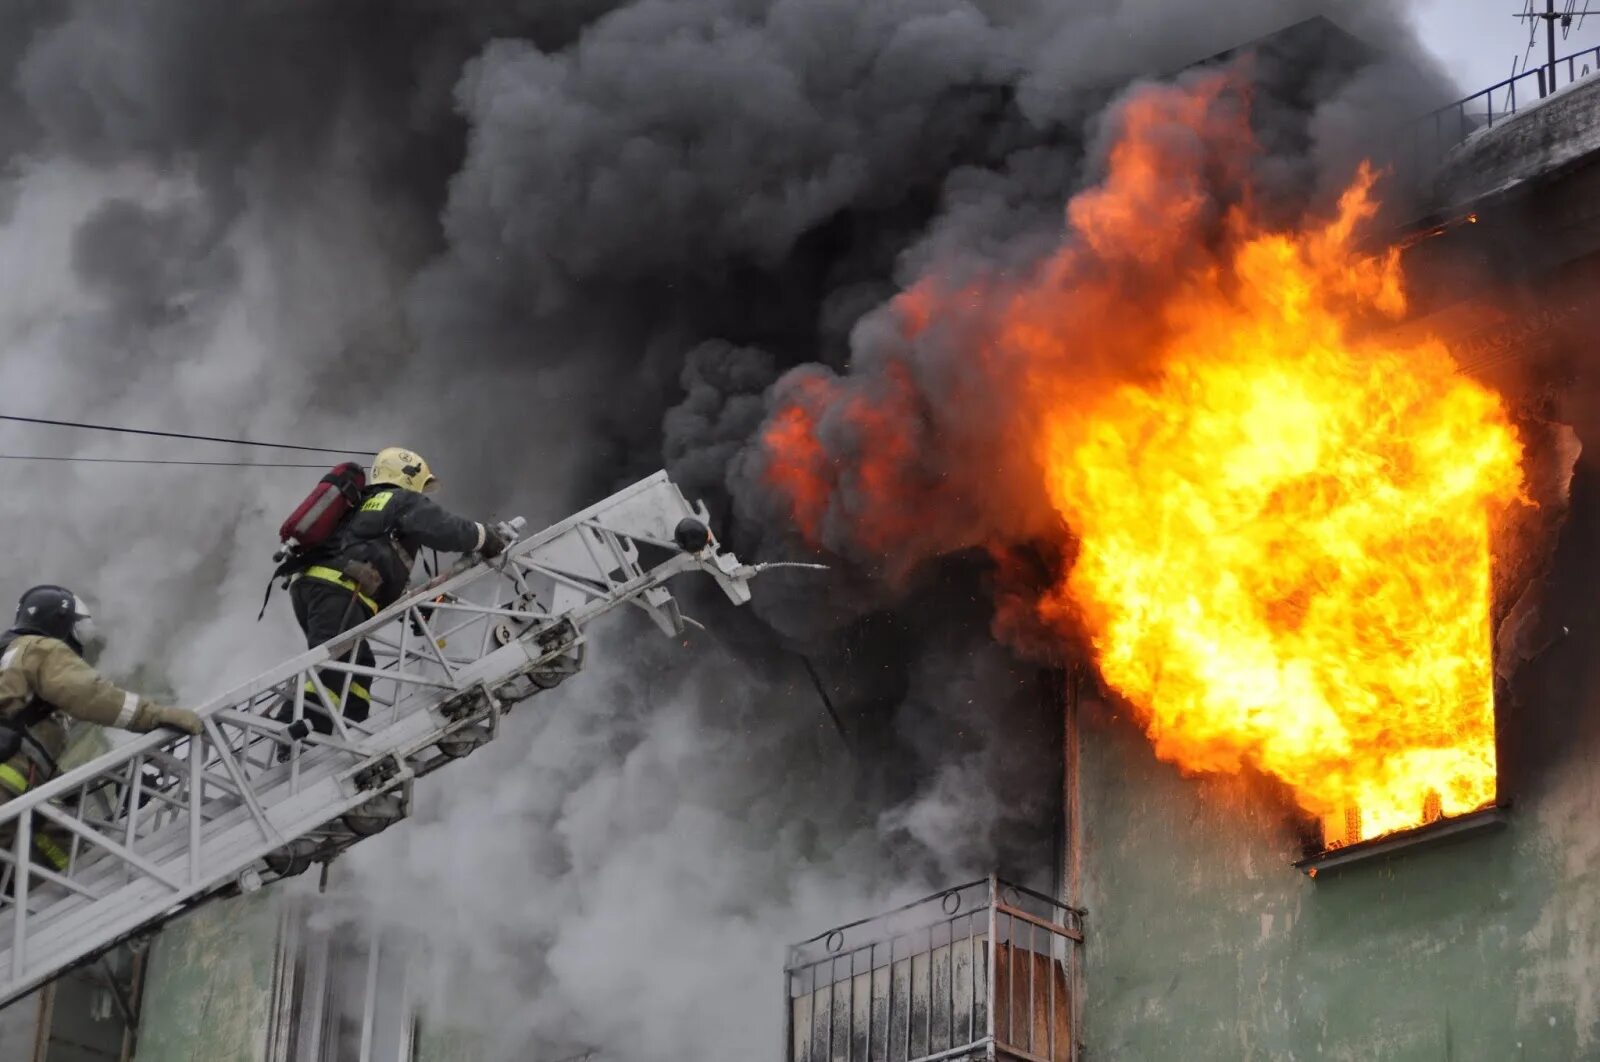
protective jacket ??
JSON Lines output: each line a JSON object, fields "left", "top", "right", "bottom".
{"left": 319, "top": 484, "right": 487, "bottom": 608}
{"left": 0, "top": 632, "right": 172, "bottom": 796}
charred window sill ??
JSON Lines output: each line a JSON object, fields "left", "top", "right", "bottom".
{"left": 1293, "top": 805, "right": 1510, "bottom": 879}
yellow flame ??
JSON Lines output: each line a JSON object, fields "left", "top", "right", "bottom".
{"left": 1037, "top": 168, "right": 1524, "bottom": 841}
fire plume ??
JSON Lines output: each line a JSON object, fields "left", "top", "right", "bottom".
{"left": 759, "top": 74, "right": 1527, "bottom": 844}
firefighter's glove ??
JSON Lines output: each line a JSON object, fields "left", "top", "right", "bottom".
{"left": 479, "top": 525, "right": 509, "bottom": 560}
{"left": 149, "top": 705, "right": 203, "bottom": 736}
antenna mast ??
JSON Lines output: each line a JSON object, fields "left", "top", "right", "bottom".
{"left": 1515, "top": 0, "right": 1598, "bottom": 96}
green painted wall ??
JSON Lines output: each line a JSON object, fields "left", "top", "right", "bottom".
{"left": 1076, "top": 697, "right": 1600, "bottom": 1061}
{"left": 133, "top": 894, "right": 281, "bottom": 1062}
{"left": 412, "top": 1023, "right": 489, "bottom": 1062}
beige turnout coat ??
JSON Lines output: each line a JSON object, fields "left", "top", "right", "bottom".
{"left": 0, "top": 634, "right": 168, "bottom": 797}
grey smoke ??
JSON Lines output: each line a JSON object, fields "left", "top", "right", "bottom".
{"left": 0, "top": 1, "right": 1463, "bottom": 1058}
{"left": 662, "top": 340, "right": 780, "bottom": 516}
{"left": 71, "top": 197, "right": 236, "bottom": 332}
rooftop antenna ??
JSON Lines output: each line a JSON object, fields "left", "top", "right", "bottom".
{"left": 1502, "top": 52, "right": 1527, "bottom": 113}
{"left": 1562, "top": 0, "right": 1589, "bottom": 36}
{"left": 1515, "top": 0, "right": 1600, "bottom": 96}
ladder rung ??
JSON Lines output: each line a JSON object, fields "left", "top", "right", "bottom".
{"left": 0, "top": 472, "right": 760, "bottom": 1006}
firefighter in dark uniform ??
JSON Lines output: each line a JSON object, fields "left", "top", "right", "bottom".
{"left": 283, "top": 447, "right": 506, "bottom": 737}
{"left": 0, "top": 586, "right": 201, "bottom": 871}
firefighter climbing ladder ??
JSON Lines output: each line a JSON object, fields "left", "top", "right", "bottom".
{"left": 0, "top": 472, "right": 793, "bottom": 1007}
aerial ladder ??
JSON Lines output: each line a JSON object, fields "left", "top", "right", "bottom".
{"left": 0, "top": 472, "right": 799, "bottom": 1007}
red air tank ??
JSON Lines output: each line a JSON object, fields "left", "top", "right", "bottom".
{"left": 278, "top": 462, "right": 366, "bottom": 553}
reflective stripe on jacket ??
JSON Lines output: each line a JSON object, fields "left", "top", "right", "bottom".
{"left": 0, "top": 634, "right": 167, "bottom": 794}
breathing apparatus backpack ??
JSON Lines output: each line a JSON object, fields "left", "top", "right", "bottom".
{"left": 257, "top": 462, "right": 367, "bottom": 619}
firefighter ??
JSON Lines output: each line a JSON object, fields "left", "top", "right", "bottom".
{"left": 0, "top": 585, "right": 201, "bottom": 873}
{"left": 281, "top": 446, "right": 506, "bottom": 738}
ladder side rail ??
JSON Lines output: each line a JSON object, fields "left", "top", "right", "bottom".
{"left": 2, "top": 624, "right": 531, "bottom": 997}
{"left": 0, "top": 548, "right": 632, "bottom": 941}
{"left": 25, "top": 575, "right": 596, "bottom": 928}
{"left": 0, "top": 541, "right": 512, "bottom": 824}
{"left": 19, "top": 716, "right": 400, "bottom": 927}
{"left": 0, "top": 472, "right": 751, "bottom": 1004}
{"left": 8, "top": 763, "right": 419, "bottom": 996}
{"left": 0, "top": 617, "right": 462, "bottom": 967}
{"left": 0, "top": 471, "right": 695, "bottom": 828}
{"left": 4, "top": 639, "right": 582, "bottom": 940}
{"left": 354, "top": 567, "right": 530, "bottom": 735}
{"left": 7, "top": 677, "right": 477, "bottom": 987}
{"left": 0, "top": 627, "right": 423, "bottom": 828}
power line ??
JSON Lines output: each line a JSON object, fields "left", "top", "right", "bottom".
{"left": 797, "top": 653, "right": 852, "bottom": 753}
{"left": 0, "top": 454, "right": 330, "bottom": 468}
{"left": 0, "top": 414, "right": 371, "bottom": 456}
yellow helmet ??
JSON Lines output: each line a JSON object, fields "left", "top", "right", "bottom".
{"left": 370, "top": 447, "right": 438, "bottom": 493}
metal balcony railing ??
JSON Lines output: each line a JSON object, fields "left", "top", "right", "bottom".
{"left": 785, "top": 876, "right": 1084, "bottom": 1062}
{"left": 1398, "top": 44, "right": 1600, "bottom": 175}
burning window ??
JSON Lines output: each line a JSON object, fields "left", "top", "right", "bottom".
{"left": 1290, "top": 407, "right": 1578, "bottom": 873}
{"left": 754, "top": 74, "right": 1579, "bottom": 872}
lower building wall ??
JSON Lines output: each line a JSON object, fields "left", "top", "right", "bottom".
{"left": 133, "top": 893, "right": 281, "bottom": 1062}
{"left": 0, "top": 993, "right": 41, "bottom": 1060}
{"left": 411, "top": 1024, "right": 487, "bottom": 1062}
{"left": 1076, "top": 690, "right": 1600, "bottom": 1061}
{"left": 131, "top": 887, "right": 436, "bottom": 1062}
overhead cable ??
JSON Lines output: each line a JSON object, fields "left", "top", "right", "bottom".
{"left": 797, "top": 653, "right": 853, "bottom": 754}
{"left": 0, "top": 413, "right": 371, "bottom": 456}
{"left": 0, "top": 454, "right": 330, "bottom": 468}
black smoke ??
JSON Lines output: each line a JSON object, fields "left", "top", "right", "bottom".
{"left": 0, "top": 2, "right": 1461, "bottom": 1057}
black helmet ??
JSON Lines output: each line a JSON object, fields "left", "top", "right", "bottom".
{"left": 12, "top": 585, "right": 95, "bottom": 655}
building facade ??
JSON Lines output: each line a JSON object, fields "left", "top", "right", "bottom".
{"left": 8, "top": 29, "right": 1600, "bottom": 1062}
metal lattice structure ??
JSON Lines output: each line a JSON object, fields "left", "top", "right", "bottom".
{"left": 786, "top": 876, "right": 1084, "bottom": 1062}
{"left": 0, "top": 472, "right": 789, "bottom": 1008}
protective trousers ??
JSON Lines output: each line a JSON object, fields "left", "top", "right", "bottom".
{"left": 0, "top": 785, "right": 71, "bottom": 880}
{"left": 287, "top": 575, "right": 377, "bottom": 733}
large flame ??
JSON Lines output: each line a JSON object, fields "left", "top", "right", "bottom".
{"left": 1037, "top": 177, "right": 1525, "bottom": 843}
{"left": 759, "top": 75, "right": 1527, "bottom": 844}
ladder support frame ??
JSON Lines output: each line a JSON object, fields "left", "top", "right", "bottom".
{"left": 0, "top": 471, "right": 771, "bottom": 1006}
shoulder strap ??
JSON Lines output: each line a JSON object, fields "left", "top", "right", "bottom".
{"left": 258, "top": 547, "right": 325, "bottom": 621}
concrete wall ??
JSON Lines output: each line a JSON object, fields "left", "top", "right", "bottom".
{"left": 1436, "top": 75, "right": 1600, "bottom": 207}
{"left": 412, "top": 1024, "right": 489, "bottom": 1062}
{"left": 1075, "top": 461, "right": 1600, "bottom": 1061}
{"left": 0, "top": 993, "right": 41, "bottom": 1059}
{"left": 130, "top": 890, "right": 455, "bottom": 1062}
{"left": 133, "top": 894, "right": 281, "bottom": 1062}
{"left": 1074, "top": 97, "right": 1600, "bottom": 1061}
{"left": 1077, "top": 706, "right": 1600, "bottom": 1060}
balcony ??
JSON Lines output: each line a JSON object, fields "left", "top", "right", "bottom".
{"left": 785, "top": 876, "right": 1083, "bottom": 1062}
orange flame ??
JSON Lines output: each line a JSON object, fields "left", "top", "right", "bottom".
{"left": 760, "top": 74, "right": 1527, "bottom": 844}
{"left": 760, "top": 363, "right": 943, "bottom": 561}
{"left": 761, "top": 374, "right": 838, "bottom": 545}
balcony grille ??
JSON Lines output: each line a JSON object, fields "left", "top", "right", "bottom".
{"left": 786, "top": 875, "right": 1083, "bottom": 1062}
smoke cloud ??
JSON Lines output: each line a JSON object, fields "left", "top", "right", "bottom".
{"left": 0, "top": 1, "right": 1459, "bottom": 1057}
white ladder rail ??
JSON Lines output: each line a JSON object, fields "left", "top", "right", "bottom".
{"left": 0, "top": 471, "right": 773, "bottom": 1007}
